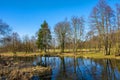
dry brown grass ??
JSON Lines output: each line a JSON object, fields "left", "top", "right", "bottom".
{"left": 0, "top": 52, "right": 41, "bottom": 57}
{"left": 1, "top": 51, "right": 120, "bottom": 59}
{"left": 0, "top": 66, "right": 51, "bottom": 80}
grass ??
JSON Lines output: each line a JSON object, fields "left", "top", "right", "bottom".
{"left": 77, "top": 53, "right": 116, "bottom": 59}
{"left": 1, "top": 66, "right": 51, "bottom": 80}
{"left": 1, "top": 50, "right": 120, "bottom": 59}
{"left": 0, "top": 52, "right": 41, "bottom": 57}
{"left": 56, "top": 52, "right": 119, "bottom": 59}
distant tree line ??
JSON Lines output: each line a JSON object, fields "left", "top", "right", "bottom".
{"left": 0, "top": 0, "right": 120, "bottom": 56}
{"left": 0, "top": 20, "right": 37, "bottom": 53}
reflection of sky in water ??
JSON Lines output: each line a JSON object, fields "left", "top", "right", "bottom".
{"left": 33, "top": 57, "right": 120, "bottom": 80}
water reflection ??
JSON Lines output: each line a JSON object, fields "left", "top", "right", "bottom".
{"left": 33, "top": 56, "right": 120, "bottom": 80}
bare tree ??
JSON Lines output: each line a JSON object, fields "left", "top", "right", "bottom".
{"left": 86, "top": 30, "right": 94, "bottom": 51}
{"left": 71, "top": 16, "right": 85, "bottom": 54}
{"left": 0, "top": 19, "right": 12, "bottom": 52}
{"left": 0, "top": 19, "right": 11, "bottom": 45}
{"left": 90, "top": 0, "right": 114, "bottom": 55}
{"left": 23, "top": 35, "right": 30, "bottom": 53}
{"left": 11, "top": 32, "right": 21, "bottom": 54}
{"left": 30, "top": 36, "right": 37, "bottom": 52}
{"left": 54, "top": 19, "right": 71, "bottom": 53}
{"left": 115, "top": 4, "right": 120, "bottom": 54}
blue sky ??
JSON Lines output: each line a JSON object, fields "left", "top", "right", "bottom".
{"left": 0, "top": 0, "right": 120, "bottom": 37}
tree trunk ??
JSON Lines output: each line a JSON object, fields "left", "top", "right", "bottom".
{"left": 61, "top": 41, "right": 64, "bottom": 53}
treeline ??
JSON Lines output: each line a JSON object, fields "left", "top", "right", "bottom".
{"left": 88, "top": 0, "right": 120, "bottom": 55}
{"left": 0, "top": 30, "right": 37, "bottom": 53}
{"left": 53, "top": 0, "right": 120, "bottom": 55}
{"left": 0, "top": 0, "right": 120, "bottom": 55}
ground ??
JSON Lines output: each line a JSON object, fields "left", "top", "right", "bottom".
{"left": 0, "top": 51, "right": 120, "bottom": 59}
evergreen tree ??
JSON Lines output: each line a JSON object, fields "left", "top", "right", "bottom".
{"left": 36, "top": 21, "right": 51, "bottom": 52}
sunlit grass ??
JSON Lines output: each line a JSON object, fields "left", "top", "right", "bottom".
{"left": 0, "top": 49, "right": 120, "bottom": 59}
{"left": 0, "top": 52, "right": 41, "bottom": 57}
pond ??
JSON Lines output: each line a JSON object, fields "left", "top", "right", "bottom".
{"left": 33, "top": 56, "right": 120, "bottom": 80}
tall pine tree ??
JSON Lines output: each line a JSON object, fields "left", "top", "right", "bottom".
{"left": 36, "top": 21, "right": 51, "bottom": 52}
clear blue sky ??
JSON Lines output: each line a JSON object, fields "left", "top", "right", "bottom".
{"left": 0, "top": 0, "right": 120, "bottom": 37}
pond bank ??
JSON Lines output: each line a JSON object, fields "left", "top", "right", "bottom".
{"left": 0, "top": 66, "right": 51, "bottom": 80}
{"left": 0, "top": 56, "right": 52, "bottom": 80}
{"left": 1, "top": 52, "right": 120, "bottom": 59}
{"left": 43, "top": 52, "right": 120, "bottom": 59}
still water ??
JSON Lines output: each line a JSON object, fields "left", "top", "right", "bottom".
{"left": 33, "top": 56, "right": 120, "bottom": 80}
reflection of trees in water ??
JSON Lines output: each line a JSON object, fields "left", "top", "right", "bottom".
{"left": 74, "top": 57, "right": 84, "bottom": 80}
{"left": 76, "top": 58, "right": 94, "bottom": 80}
{"left": 61, "top": 57, "right": 120, "bottom": 80}
{"left": 35, "top": 57, "right": 120, "bottom": 80}
{"left": 75, "top": 58, "right": 120, "bottom": 80}
{"left": 55, "top": 57, "right": 78, "bottom": 80}
{"left": 101, "top": 59, "right": 116, "bottom": 80}
{"left": 92, "top": 59, "right": 120, "bottom": 80}
{"left": 55, "top": 57, "right": 68, "bottom": 80}
{"left": 56, "top": 57, "right": 87, "bottom": 80}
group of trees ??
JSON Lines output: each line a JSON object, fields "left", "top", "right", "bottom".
{"left": 0, "top": 20, "right": 37, "bottom": 53}
{"left": 54, "top": 0, "right": 120, "bottom": 55}
{"left": 90, "top": 0, "right": 115, "bottom": 55}
{"left": 89, "top": 0, "right": 120, "bottom": 55}
{"left": 54, "top": 17, "right": 84, "bottom": 53}
{"left": 0, "top": 0, "right": 120, "bottom": 55}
